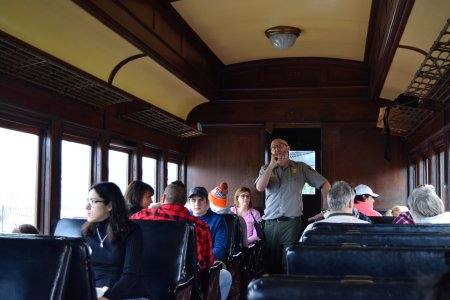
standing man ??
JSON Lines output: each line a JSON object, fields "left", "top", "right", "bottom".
{"left": 255, "top": 138, "right": 331, "bottom": 273}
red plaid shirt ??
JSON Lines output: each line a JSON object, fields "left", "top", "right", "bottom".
{"left": 130, "top": 204, "right": 213, "bottom": 270}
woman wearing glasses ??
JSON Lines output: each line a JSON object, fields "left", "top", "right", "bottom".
{"left": 82, "top": 182, "right": 148, "bottom": 300}
{"left": 231, "top": 187, "right": 262, "bottom": 245}
{"left": 394, "top": 184, "right": 450, "bottom": 224}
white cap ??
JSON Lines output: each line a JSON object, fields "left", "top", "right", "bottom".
{"left": 354, "top": 184, "right": 379, "bottom": 197}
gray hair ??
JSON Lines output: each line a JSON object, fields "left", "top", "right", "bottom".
{"left": 327, "top": 181, "right": 355, "bottom": 211}
{"left": 407, "top": 185, "right": 443, "bottom": 218}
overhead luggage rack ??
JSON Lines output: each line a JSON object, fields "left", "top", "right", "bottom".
{"left": 377, "top": 19, "right": 449, "bottom": 138}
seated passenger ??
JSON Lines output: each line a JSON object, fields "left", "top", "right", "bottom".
{"left": 209, "top": 182, "right": 248, "bottom": 248}
{"left": 300, "top": 180, "right": 370, "bottom": 241}
{"left": 130, "top": 183, "right": 213, "bottom": 271}
{"left": 393, "top": 185, "right": 450, "bottom": 224}
{"left": 124, "top": 180, "right": 154, "bottom": 216}
{"left": 354, "top": 184, "right": 382, "bottom": 216}
{"left": 385, "top": 205, "right": 409, "bottom": 217}
{"left": 82, "top": 182, "right": 148, "bottom": 300}
{"left": 189, "top": 186, "right": 232, "bottom": 300}
{"left": 230, "top": 186, "right": 262, "bottom": 245}
{"left": 12, "top": 223, "right": 40, "bottom": 234}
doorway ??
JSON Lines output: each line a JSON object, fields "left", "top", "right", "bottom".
{"left": 271, "top": 127, "right": 323, "bottom": 231}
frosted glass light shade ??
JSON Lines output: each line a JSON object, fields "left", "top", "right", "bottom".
{"left": 265, "top": 26, "right": 301, "bottom": 50}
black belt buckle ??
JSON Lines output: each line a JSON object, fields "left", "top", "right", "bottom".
{"left": 277, "top": 216, "right": 291, "bottom": 222}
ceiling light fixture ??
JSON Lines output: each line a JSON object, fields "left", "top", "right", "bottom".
{"left": 265, "top": 26, "right": 301, "bottom": 50}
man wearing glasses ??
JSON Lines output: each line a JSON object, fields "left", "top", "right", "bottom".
{"left": 255, "top": 138, "right": 331, "bottom": 273}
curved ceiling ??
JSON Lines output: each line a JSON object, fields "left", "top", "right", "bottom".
{"left": 0, "top": 0, "right": 449, "bottom": 122}
{"left": 172, "top": 0, "right": 371, "bottom": 64}
{"left": 0, "top": 0, "right": 207, "bottom": 120}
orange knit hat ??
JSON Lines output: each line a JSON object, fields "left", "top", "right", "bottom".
{"left": 208, "top": 182, "right": 228, "bottom": 208}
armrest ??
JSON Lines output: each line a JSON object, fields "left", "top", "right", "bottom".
{"left": 174, "top": 275, "right": 195, "bottom": 298}
{"left": 201, "top": 261, "right": 222, "bottom": 300}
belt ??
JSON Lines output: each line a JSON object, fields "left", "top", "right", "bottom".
{"left": 266, "top": 216, "right": 299, "bottom": 222}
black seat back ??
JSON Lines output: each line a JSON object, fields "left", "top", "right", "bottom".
{"left": 286, "top": 244, "right": 450, "bottom": 278}
{"left": 0, "top": 234, "right": 70, "bottom": 300}
{"left": 221, "top": 213, "right": 242, "bottom": 259}
{"left": 135, "top": 220, "right": 193, "bottom": 300}
{"left": 302, "top": 230, "right": 450, "bottom": 247}
{"left": 0, "top": 234, "right": 96, "bottom": 300}
{"left": 63, "top": 237, "right": 97, "bottom": 300}
{"left": 54, "top": 218, "right": 86, "bottom": 237}
{"left": 310, "top": 222, "right": 450, "bottom": 234}
{"left": 221, "top": 213, "right": 243, "bottom": 300}
{"left": 368, "top": 216, "right": 395, "bottom": 224}
{"left": 247, "top": 275, "right": 428, "bottom": 300}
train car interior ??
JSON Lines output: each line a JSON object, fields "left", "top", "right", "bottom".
{"left": 0, "top": 1, "right": 449, "bottom": 299}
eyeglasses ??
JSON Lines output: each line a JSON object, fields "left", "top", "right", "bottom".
{"left": 86, "top": 198, "right": 105, "bottom": 206}
{"left": 270, "top": 143, "right": 288, "bottom": 150}
{"left": 239, "top": 194, "right": 251, "bottom": 199}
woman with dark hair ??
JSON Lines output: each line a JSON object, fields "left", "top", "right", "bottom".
{"left": 124, "top": 180, "right": 154, "bottom": 216}
{"left": 82, "top": 182, "right": 148, "bottom": 300}
{"left": 12, "top": 224, "right": 40, "bottom": 234}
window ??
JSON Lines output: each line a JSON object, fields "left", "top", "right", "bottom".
{"left": 61, "top": 140, "right": 92, "bottom": 218}
{"left": 439, "top": 150, "right": 445, "bottom": 200}
{"left": 167, "top": 162, "right": 179, "bottom": 185}
{"left": 416, "top": 160, "right": 422, "bottom": 186}
{"left": 142, "top": 156, "right": 157, "bottom": 190}
{"left": 289, "top": 150, "right": 316, "bottom": 195}
{"left": 0, "top": 127, "right": 38, "bottom": 232}
{"left": 109, "top": 149, "right": 129, "bottom": 194}
{"left": 423, "top": 156, "right": 429, "bottom": 184}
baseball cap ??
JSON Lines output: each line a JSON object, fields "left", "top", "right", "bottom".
{"left": 354, "top": 184, "right": 379, "bottom": 197}
{"left": 188, "top": 186, "right": 208, "bottom": 199}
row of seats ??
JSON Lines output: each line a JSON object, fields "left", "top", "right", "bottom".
{"left": 0, "top": 233, "right": 96, "bottom": 300}
{"left": 309, "top": 222, "right": 450, "bottom": 233}
{"left": 54, "top": 216, "right": 263, "bottom": 300}
{"left": 302, "top": 230, "right": 450, "bottom": 247}
{"left": 286, "top": 243, "right": 450, "bottom": 278}
{"left": 55, "top": 218, "right": 220, "bottom": 300}
{"left": 246, "top": 222, "right": 450, "bottom": 299}
{"left": 247, "top": 274, "right": 428, "bottom": 300}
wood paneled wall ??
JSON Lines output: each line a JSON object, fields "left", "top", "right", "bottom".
{"left": 187, "top": 123, "right": 408, "bottom": 216}
{"left": 186, "top": 125, "right": 266, "bottom": 210}
{"left": 322, "top": 123, "right": 407, "bottom": 211}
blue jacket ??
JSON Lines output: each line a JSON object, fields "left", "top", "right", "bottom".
{"left": 197, "top": 209, "right": 228, "bottom": 260}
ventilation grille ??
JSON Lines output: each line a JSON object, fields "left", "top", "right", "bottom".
{"left": 0, "top": 36, "right": 132, "bottom": 108}
{"left": 0, "top": 34, "right": 203, "bottom": 138}
{"left": 405, "top": 19, "right": 450, "bottom": 103}
{"left": 123, "top": 108, "right": 204, "bottom": 138}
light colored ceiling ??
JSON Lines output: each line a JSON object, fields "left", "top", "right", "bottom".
{"left": 0, "top": 0, "right": 207, "bottom": 120}
{"left": 380, "top": 0, "right": 450, "bottom": 100}
{"left": 172, "top": 0, "right": 371, "bottom": 64}
{"left": 0, "top": 0, "right": 449, "bottom": 120}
